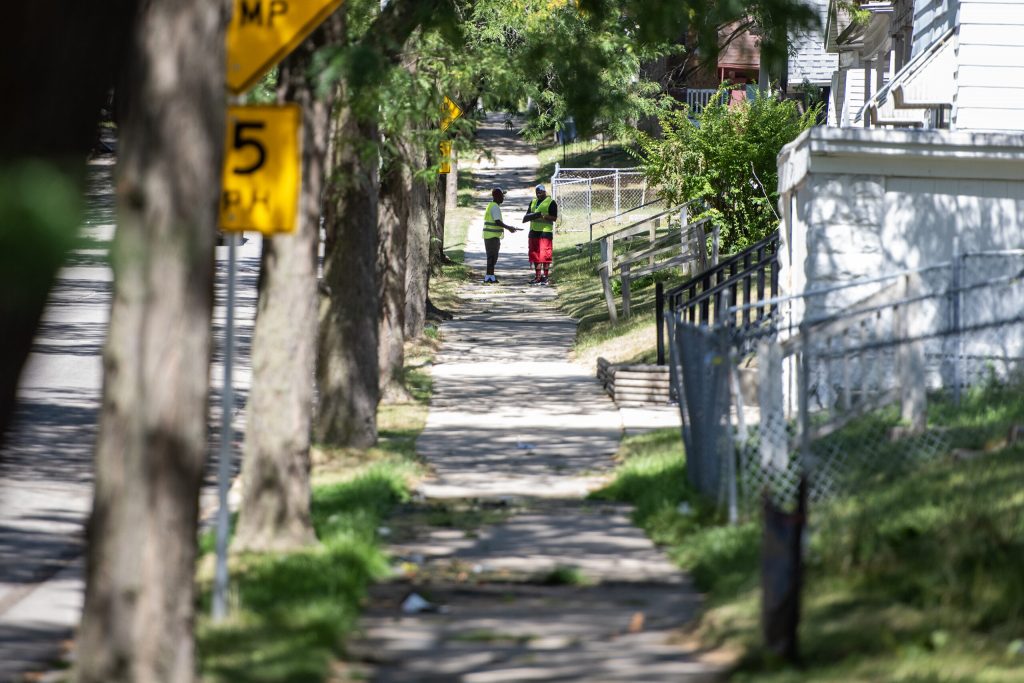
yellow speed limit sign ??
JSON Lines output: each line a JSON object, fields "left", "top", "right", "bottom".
{"left": 219, "top": 105, "right": 302, "bottom": 235}
{"left": 226, "top": 0, "right": 346, "bottom": 94}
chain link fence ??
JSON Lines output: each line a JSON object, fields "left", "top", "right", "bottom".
{"left": 550, "top": 166, "right": 649, "bottom": 233}
{"left": 667, "top": 249, "right": 1024, "bottom": 519}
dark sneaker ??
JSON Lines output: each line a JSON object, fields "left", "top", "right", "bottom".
{"left": 540, "top": 276, "right": 549, "bottom": 286}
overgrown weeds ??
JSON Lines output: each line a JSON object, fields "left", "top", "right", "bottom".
{"left": 594, "top": 378, "right": 1024, "bottom": 681}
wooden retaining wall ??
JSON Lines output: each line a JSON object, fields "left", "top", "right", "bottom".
{"left": 597, "top": 357, "right": 671, "bottom": 406}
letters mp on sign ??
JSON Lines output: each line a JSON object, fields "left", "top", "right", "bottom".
{"left": 220, "top": 105, "right": 302, "bottom": 235}
{"left": 226, "top": 0, "right": 345, "bottom": 94}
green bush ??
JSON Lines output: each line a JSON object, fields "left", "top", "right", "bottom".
{"left": 633, "top": 87, "right": 819, "bottom": 252}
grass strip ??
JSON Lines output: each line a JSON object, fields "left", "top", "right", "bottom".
{"left": 196, "top": 370, "right": 430, "bottom": 683}
{"left": 196, "top": 219, "right": 472, "bottom": 682}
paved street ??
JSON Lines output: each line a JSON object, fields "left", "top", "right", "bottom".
{"left": 0, "top": 159, "right": 258, "bottom": 681}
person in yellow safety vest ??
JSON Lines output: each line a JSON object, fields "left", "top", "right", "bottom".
{"left": 522, "top": 183, "right": 557, "bottom": 285}
{"left": 482, "top": 187, "right": 519, "bottom": 284}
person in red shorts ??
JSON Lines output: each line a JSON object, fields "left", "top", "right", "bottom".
{"left": 523, "top": 184, "right": 557, "bottom": 285}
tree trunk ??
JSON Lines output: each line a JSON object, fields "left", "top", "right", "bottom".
{"left": 232, "top": 19, "right": 341, "bottom": 552}
{"left": 428, "top": 173, "right": 449, "bottom": 270}
{"left": 315, "top": 85, "right": 380, "bottom": 448}
{"left": 423, "top": 171, "right": 452, "bottom": 320}
{"left": 377, "top": 139, "right": 412, "bottom": 403}
{"left": 404, "top": 152, "right": 431, "bottom": 340}
{"left": 75, "top": 1, "right": 226, "bottom": 681}
{"left": 445, "top": 151, "right": 458, "bottom": 210}
{"left": 0, "top": 2, "right": 134, "bottom": 453}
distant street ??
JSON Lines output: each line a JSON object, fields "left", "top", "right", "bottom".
{"left": 0, "top": 158, "right": 259, "bottom": 681}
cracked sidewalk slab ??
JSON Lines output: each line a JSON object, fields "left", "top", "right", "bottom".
{"left": 350, "top": 114, "right": 726, "bottom": 682}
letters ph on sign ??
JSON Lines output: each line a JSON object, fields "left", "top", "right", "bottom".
{"left": 219, "top": 105, "right": 302, "bottom": 235}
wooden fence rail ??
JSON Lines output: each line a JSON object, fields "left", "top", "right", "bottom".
{"left": 597, "top": 208, "right": 718, "bottom": 322}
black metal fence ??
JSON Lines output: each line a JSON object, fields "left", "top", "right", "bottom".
{"left": 656, "top": 230, "right": 780, "bottom": 364}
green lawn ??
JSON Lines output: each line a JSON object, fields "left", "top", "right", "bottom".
{"left": 592, "top": 380, "right": 1024, "bottom": 682}
{"left": 551, "top": 232, "right": 687, "bottom": 366}
{"left": 196, "top": 365, "right": 431, "bottom": 682}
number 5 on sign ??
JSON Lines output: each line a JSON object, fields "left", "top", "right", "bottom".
{"left": 219, "top": 105, "right": 302, "bottom": 234}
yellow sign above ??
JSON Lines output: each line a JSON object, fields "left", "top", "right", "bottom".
{"left": 441, "top": 96, "right": 463, "bottom": 133}
{"left": 220, "top": 105, "right": 302, "bottom": 234}
{"left": 226, "top": 0, "right": 346, "bottom": 94}
{"left": 439, "top": 141, "right": 452, "bottom": 175}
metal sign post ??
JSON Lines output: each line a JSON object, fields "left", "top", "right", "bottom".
{"left": 213, "top": 0, "right": 337, "bottom": 627}
{"left": 212, "top": 231, "right": 238, "bottom": 622}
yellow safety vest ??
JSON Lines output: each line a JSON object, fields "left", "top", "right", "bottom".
{"left": 529, "top": 197, "right": 554, "bottom": 234}
{"left": 483, "top": 201, "right": 504, "bottom": 239}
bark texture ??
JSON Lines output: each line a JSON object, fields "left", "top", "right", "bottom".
{"left": 427, "top": 173, "right": 449, "bottom": 270}
{"left": 0, "top": 2, "right": 134, "bottom": 452}
{"left": 403, "top": 152, "right": 431, "bottom": 340}
{"left": 232, "top": 20, "right": 341, "bottom": 552}
{"left": 314, "top": 0, "right": 446, "bottom": 443}
{"left": 377, "top": 140, "right": 412, "bottom": 403}
{"left": 445, "top": 151, "right": 458, "bottom": 210}
{"left": 75, "top": 1, "right": 227, "bottom": 681}
{"left": 315, "top": 90, "right": 381, "bottom": 448}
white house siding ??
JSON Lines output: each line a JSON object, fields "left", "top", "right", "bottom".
{"left": 777, "top": 127, "right": 1024, "bottom": 314}
{"left": 840, "top": 69, "right": 866, "bottom": 126}
{"left": 911, "top": 0, "right": 958, "bottom": 58}
{"left": 954, "top": 0, "right": 1024, "bottom": 131}
{"left": 789, "top": 0, "right": 839, "bottom": 86}
{"left": 777, "top": 127, "right": 1024, "bottom": 398}
{"left": 828, "top": 72, "right": 841, "bottom": 125}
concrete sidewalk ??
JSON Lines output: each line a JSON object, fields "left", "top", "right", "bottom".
{"left": 351, "top": 115, "right": 723, "bottom": 683}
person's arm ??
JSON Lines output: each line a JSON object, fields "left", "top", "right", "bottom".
{"left": 490, "top": 205, "right": 519, "bottom": 231}
{"left": 537, "top": 200, "right": 557, "bottom": 223}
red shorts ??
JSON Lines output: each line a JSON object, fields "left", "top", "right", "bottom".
{"left": 528, "top": 236, "right": 553, "bottom": 264}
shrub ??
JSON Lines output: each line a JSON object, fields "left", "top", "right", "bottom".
{"left": 633, "top": 86, "right": 819, "bottom": 252}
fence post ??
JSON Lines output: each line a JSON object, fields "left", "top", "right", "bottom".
{"left": 600, "top": 239, "right": 618, "bottom": 324}
{"left": 952, "top": 241, "right": 963, "bottom": 407}
{"left": 946, "top": 237, "right": 962, "bottom": 405}
{"left": 716, "top": 289, "right": 740, "bottom": 524}
{"left": 896, "top": 274, "right": 927, "bottom": 432}
{"left": 656, "top": 281, "right": 665, "bottom": 365}
{"left": 694, "top": 220, "right": 708, "bottom": 272}
{"left": 586, "top": 177, "right": 593, "bottom": 227}
{"left": 614, "top": 170, "right": 620, "bottom": 222}
{"left": 648, "top": 219, "right": 657, "bottom": 269}
{"left": 621, "top": 262, "right": 632, "bottom": 318}
{"left": 711, "top": 224, "right": 720, "bottom": 267}
{"left": 797, "top": 324, "right": 812, "bottom": 477}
